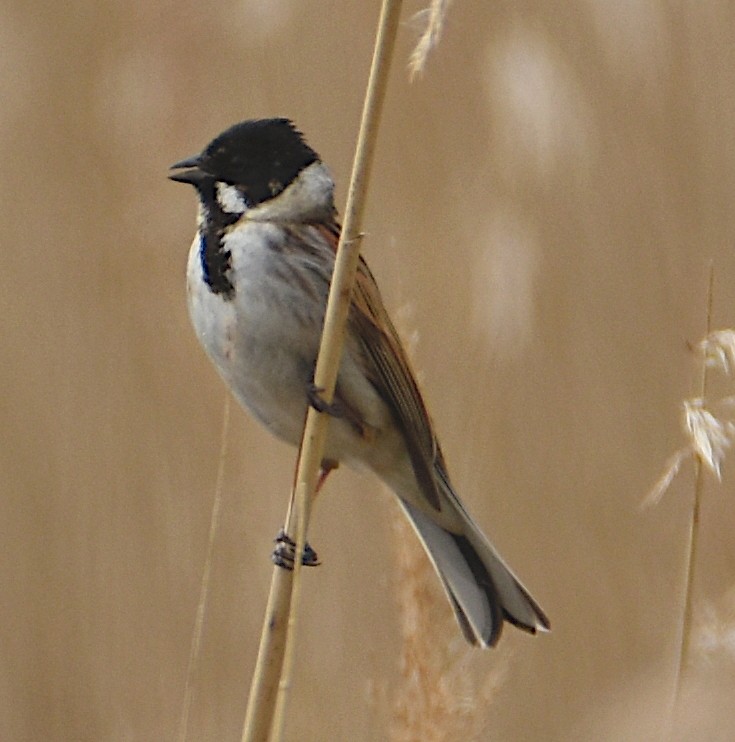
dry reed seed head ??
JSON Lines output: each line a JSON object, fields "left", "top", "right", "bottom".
{"left": 700, "top": 329, "right": 735, "bottom": 376}
{"left": 408, "top": 0, "right": 453, "bottom": 79}
{"left": 682, "top": 398, "right": 735, "bottom": 479}
{"left": 644, "top": 329, "right": 735, "bottom": 506}
{"left": 642, "top": 448, "right": 689, "bottom": 508}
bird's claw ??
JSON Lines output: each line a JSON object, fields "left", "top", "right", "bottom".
{"left": 272, "top": 529, "right": 321, "bottom": 570}
{"left": 306, "top": 383, "right": 344, "bottom": 417}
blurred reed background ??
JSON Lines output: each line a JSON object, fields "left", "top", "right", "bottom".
{"left": 2, "top": 1, "right": 735, "bottom": 739}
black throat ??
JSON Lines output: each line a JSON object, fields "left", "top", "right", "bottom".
{"left": 197, "top": 180, "right": 239, "bottom": 299}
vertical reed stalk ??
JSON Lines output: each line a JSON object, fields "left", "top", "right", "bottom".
{"left": 179, "top": 395, "right": 231, "bottom": 742}
{"left": 241, "top": 2, "right": 404, "bottom": 740}
{"left": 673, "top": 261, "right": 715, "bottom": 708}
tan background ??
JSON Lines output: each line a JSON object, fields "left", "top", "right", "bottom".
{"left": 3, "top": 1, "right": 735, "bottom": 740}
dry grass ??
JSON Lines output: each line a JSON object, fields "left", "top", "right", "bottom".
{"left": 644, "top": 268, "right": 735, "bottom": 729}
{"left": 178, "top": 397, "right": 231, "bottom": 742}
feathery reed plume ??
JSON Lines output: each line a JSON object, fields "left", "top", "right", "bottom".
{"left": 644, "top": 330, "right": 735, "bottom": 508}
{"left": 701, "top": 329, "right": 735, "bottom": 376}
{"left": 409, "top": 0, "right": 452, "bottom": 79}
{"left": 390, "top": 515, "right": 505, "bottom": 741}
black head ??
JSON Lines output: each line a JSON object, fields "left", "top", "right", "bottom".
{"left": 169, "top": 118, "right": 320, "bottom": 207}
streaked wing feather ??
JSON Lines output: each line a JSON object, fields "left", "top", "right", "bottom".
{"left": 350, "top": 257, "right": 446, "bottom": 511}
{"left": 314, "top": 222, "right": 446, "bottom": 512}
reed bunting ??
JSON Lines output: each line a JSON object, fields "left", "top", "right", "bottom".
{"left": 169, "top": 118, "right": 549, "bottom": 647}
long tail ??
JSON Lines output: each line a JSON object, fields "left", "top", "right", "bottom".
{"left": 400, "top": 500, "right": 550, "bottom": 647}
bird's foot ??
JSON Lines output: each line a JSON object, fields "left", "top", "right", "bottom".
{"left": 272, "top": 529, "right": 321, "bottom": 570}
{"left": 306, "top": 383, "right": 344, "bottom": 417}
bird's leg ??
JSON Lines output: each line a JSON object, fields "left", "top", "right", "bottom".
{"left": 316, "top": 458, "right": 338, "bottom": 494}
{"left": 271, "top": 460, "right": 338, "bottom": 569}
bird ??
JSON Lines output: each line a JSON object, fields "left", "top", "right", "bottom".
{"left": 169, "top": 118, "right": 549, "bottom": 647}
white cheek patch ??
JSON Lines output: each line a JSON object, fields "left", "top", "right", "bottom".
{"left": 216, "top": 182, "right": 248, "bottom": 214}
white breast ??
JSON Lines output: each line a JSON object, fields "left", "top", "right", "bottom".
{"left": 186, "top": 219, "right": 394, "bottom": 468}
{"left": 186, "top": 222, "right": 323, "bottom": 445}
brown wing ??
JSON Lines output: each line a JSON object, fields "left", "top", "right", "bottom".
{"left": 312, "top": 222, "right": 447, "bottom": 511}
{"left": 349, "top": 256, "right": 447, "bottom": 511}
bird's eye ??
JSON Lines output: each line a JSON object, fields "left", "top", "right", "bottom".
{"left": 216, "top": 182, "right": 249, "bottom": 215}
{"left": 268, "top": 178, "right": 283, "bottom": 196}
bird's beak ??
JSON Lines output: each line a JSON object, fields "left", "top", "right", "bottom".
{"left": 169, "top": 155, "right": 208, "bottom": 185}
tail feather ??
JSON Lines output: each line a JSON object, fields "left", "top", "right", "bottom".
{"left": 400, "top": 501, "right": 549, "bottom": 647}
{"left": 468, "top": 524, "right": 550, "bottom": 635}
